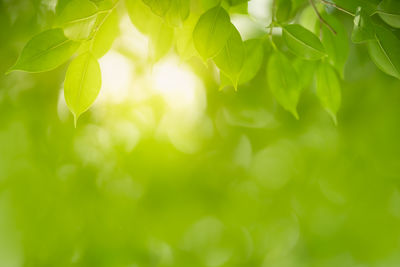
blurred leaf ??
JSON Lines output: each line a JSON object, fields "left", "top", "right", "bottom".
{"left": 176, "top": 14, "right": 199, "bottom": 60}
{"left": 143, "top": 0, "right": 171, "bottom": 17}
{"left": 214, "top": 25, "right": 245, "bottom": 90}
{"left": 64, "top": 52, "right": 102, "bottom": 125}
{"left": 164, "top": 0, "right": 191, "bottom": 26}
{"left": 367, "top": 25, "right": 400, "bottom": 79}
{"left": 316, "top": 62, "right": 341, "bottom": 124}
{"left": 282, "top": 24, "right": 326, "bottom": 60}
{"left": 321, "top": 13, "right": 349, "bottom": 77}
{"left": 293, "top": 58, "right": 316, "bottom": 89}
{"left": 8, "top": 29, "right": 80, "bottom": 73}
{"left": 276, "top": 0, "right": 292, "bottom": 23}
{"left": 352, "top": 7, "right": 375, "bottom": 43}
{"left": 193, "top": 6, "right": 233, "bottom": 60}
{"left": 148, "top": 23, "right": 174, "bottom": 62}
{"left": 376, "top": 0, "right": 400, "bottom": 29}
{"left": 56, "top": 0, "right": 98, "bottom": 40}
{"left": 267, "top": 52, "right": 301, "bottom": 119}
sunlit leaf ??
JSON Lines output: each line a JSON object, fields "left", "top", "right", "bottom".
{"left": 176, "top": 14, "right": 200, "bottom": 60}
{"left": 376, "top": 0, "right": 400, "bottom": 29}
{"left": 267, "top": 52, "right": 301, "bottom": 119}
{"left": 56, "top": 0, "right": 98, "bottom": 40}
{"left": 316, "top": 62, "right": 341, "bottom": 124}
{"left": 90, "top": 8, "right": 119, "bottom": 58}
{"left": 143, "top": 0, "right": 171, "bottom": 17}
{"left": 321, "top": 13, "right": 349, "bottom": 77}
{"left": 149, "top": 22, "right": 174, "bottom": 62}
{"left": 214, "top": 25, "right": 245, "bottom": 90}
{"left": 293, "top": 58, "right": 316, "bottom": 89}
{"left": 64, "top": 52, "right": 102, "bottom": 125}
{"left": 367, "top": 25, "right": 400, "bottom": 79}
{"left": 282, "top": 24, "right": 325, "bottom": 60}
{"left": 164, "top": 0, "right": 191, "bottom": 27}
{"left": 352, "top": 6, "right": 375, "bottom": 43}
{"left": 238, "top": 39, "right": 265, "bottom": 85}
{"left": 8, "top": 29, "right": 80, "bottom": 73}
{"left": 193, "top": 6, "right": 233, "bottom": 60}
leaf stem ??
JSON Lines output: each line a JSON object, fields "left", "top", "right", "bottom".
{"left": 320, "top": 0, "right": 355, "bottom": 16}
{"left": 309, "top": 0, "right": 336, "bottom": 35}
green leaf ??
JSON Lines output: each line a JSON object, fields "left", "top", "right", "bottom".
{"left": 321, "top": 13, "right": 349, "bottom": 77}
{"left": 352, "top": 6, "right": 375, "bottom": 43}
{"left": 126, "top": 0, "right": 173, "bottom": 62}
{"left": 276, "top": 0, "right": 292, "bottom": 23}
{"left": 64, "top": 52, "right": 102, "bottom": 126}
{"left": 282, "top": 24, "right": 326, "bottom": 60}
{"left": 143, "top": 0, "right": 171, "bottom": 17}
{"left": 238, "top": 39, "right": 265, "bottom": 85}
{"left": 8, "top": 29, "right": 80, "bottom": 73}
{"left": 316, "top": 62, "right": 341, "bottom": 124}
{"left": 214, "top": 25, "right": 245, "bottom": 90}
{"left": 91, "top": 8, "right": 119, "bottom": 58}
{"left": 193, "top": 6, "right": 233, "bottom": 60}
{"left": 164, "top": 0, "right": 191, "bottom": 27}
{"left": 176, "top": 14, "right": 199, "bottom": 60}
{"left": 267, "top": 52, "right": 302, "bottom": 119}
{"left": 376, "top": 0, "right": 400, "bottom": 28}
{"left": 56, "top": 0, "right": 98, "bottom": 40}
{"left": 293, "top": 58, "right": 316, "bottom": 89}
{"left": 367, "top": 25, "right": 400, "bottom": 79}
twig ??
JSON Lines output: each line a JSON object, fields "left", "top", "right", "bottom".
{"left": 320, "top": 0, "right": 355, "bottom": 16}
{"left": 309, "top": 0, "right": 336, "bottom": 35}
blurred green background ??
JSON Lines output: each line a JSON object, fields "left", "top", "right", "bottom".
{"left": 2, "top": 0, "right": 400, "bottom": 266}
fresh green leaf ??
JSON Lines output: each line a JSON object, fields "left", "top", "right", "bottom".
{"left": 267, "top": 52, "right": 302, "bottom": 119}
{"left": 126, "top": 0, "right": 173, "bottom": 62}
{"left": 276, "top": 0, "right": 292, "bottom": 23}
{"left": 238, "top": 39, "right": 265, "bottom": 85}
{"left": 164, "top": 0, "right": 191, "bottom": 26}
{"left": 293, "top": 58, "right": 316, "bottom": 89}
{"left": 193, "top": 6, "right": 233, "bottom": 60}
{"left": 282, "top": 24, "right": 326, "bottom": 60}
{"left": 316, "top": 62, "right": 341, "bottom": 124}
{"left": 8, "top": 29, "right": 80, "bottom": 73}
{"left": 64, "top": 52, "right": 102, "bottom": 125}
{"left": 352, "top": 6, "right": 375, "bottom": 43}
{"left": 376, "top": 0, "right": 400, "bottom": 28}
{"left": 176, "top": 14, "right": 200, "bottom": 60}
{"left": 91, "top": 8, "right": 119, "bottom": 58}
{"left": 214, "top": 25, "right": 245, "bottom": 90}
{"left": 321, "top": 13, "right": 349, "bottom": 77}
{"left": 367, "top": 25, "right": 400, "bottom": 79}
{"left": 56, "top": 0, "right": 98, "bottom": 40}
{"left": 143, "top": 0, "right": 171, "bottom": 17}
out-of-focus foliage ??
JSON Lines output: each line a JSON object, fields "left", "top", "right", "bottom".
{"left": 2, "top": 0, "right": 400, "bottom": 266}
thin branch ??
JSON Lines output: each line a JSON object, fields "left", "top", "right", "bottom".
{"left": 309, "top": 0, "right": 336, "bottom": 35}
{"left": 320, "top": 0, "right": 355, "bottom": 16}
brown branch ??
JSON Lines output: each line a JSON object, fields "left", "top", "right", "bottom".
{"left": 309, "top": 0, "right": 337, "bottom": 35}
{"left": 320, "top": 0, "right": 355, "bottom": 16}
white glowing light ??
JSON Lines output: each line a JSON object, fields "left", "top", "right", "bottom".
{"left": 152, "top": 57, "right": 203, "bottom": 110}
{"left": 99, "top": 51, "right": 134, "bottom": 103}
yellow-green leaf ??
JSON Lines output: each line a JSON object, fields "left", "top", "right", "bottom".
{"left": 91, "top": 8, "right": 119, "bottom": 58}
{"left": 57, "top": 0, "right": 98, "bottom": 40}
{"left": 214, "top": 25, "right": 245, "bottom": 90}
{"left": 282, "top": 24, "right": 325, "bottom": 60}
{"left": 64, "top": 52, "right": 102, "bottom": 125}
{"left": 316, "top": 62, "right": 341, "bottom": 124}
{"left": 193, "top": 6, "right": 233, "bottom": 60}
{"left": 267, "top": 52, "right": 301, "bottom": 119}
{"left": 8, "top": 29, "right": 80, "bottom": 73}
